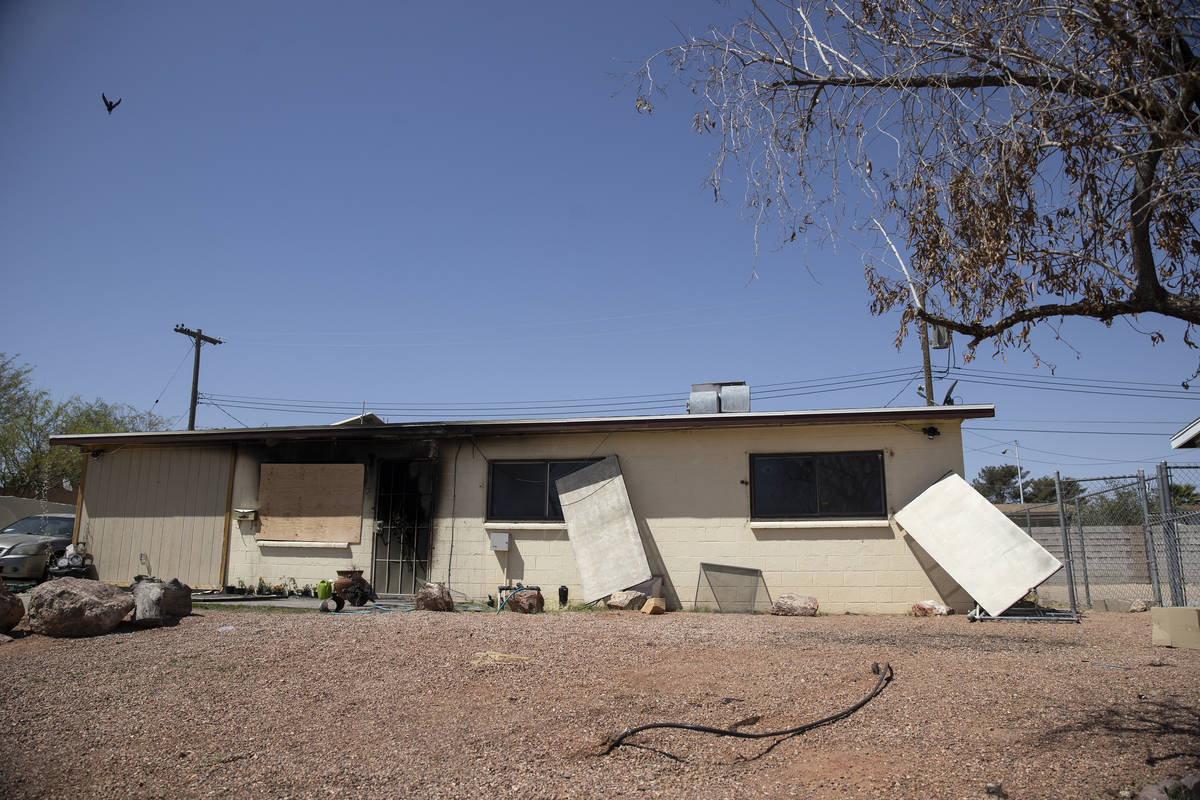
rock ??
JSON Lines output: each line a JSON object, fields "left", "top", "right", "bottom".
{"left": 606, "top": 590, "right": 647, "bottom": 610}
{"left": 504, "top": 589, "right": 544, "bottom": 613}
{"left": 131, "top": 579, "right": 166, "bottom": 625}
{"left": 771, "top": 594, "right": 819, "bottom": 616}
{"left": 130, "top": 577, "right": 193, "bottom": 625}
{"left": 0, "top": 581, "right": 24, "bottom": 634}
{"left": 26, "top": 578, "right": 133, "bottom": 637}
{"left": 1137, "top": 784, "right": 1171, "bottom": 800}
{"left": 1129, "top": 599, "right": 1150, "bottom": 613}
{"left": 984, "top": 781, "right": 1008, "bottom": 798}
{"left": 217, "top": 625, "right": 236, "bottom": 633}
{"left": 162, "top": 579, "right": 192, "bottom": 617}
{"left": 912, "top": 600, "right": 952, "bottom": 617}
{"left": 414, "top": 582, "right": 456, "bottom": 612}
{"left": 0, "top": 634, "right": 13, "bottom": 644}
{"left": 641, "top": 597, "right": 667, "bottom": 615}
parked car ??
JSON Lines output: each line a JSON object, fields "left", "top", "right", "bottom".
{"left": 0, "top": 513, "right": 76, "bottom": 583}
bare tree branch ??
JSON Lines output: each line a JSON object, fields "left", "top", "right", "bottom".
{"left": 633, "top": 0, "right": 1200, "bottom": 370}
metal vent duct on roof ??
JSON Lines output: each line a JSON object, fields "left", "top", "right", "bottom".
{"left": 687, "top": 382, "right": 750, "bottom": 414}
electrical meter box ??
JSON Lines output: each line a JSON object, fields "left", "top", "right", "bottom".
{"left": 489, "top": 532, "right": 510, "bottom": 552}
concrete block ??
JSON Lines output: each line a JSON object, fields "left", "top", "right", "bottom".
{"left": 641, "top": 597, "right": 666, "bottom": 615}
{"left": 1151, "top": 607, "right": 1200, "bottom": 650}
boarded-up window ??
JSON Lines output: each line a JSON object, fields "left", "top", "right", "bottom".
{"left": 257, "top": 463, "right": 365, "bottom": 543}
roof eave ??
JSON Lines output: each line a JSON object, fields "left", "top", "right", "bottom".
{"left": 50, "top": 404, "right": 996, "bottom": 449}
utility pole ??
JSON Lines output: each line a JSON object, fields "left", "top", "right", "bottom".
{"left": 174, "top": 324, "right": 223, "bottom": 431}
{"left": 1002, "top": 441, "right": 1025, "bottom": 503}
{"left": 917, "top": 288, "right": 935, "bottom": 406}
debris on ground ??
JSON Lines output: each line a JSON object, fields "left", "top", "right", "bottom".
{"left": 502, "top": 588, "right": 544, "bottom": 614}
{"left": 641, "top": 597, "right": 667, "bottom": 615}
{"left": 470, "top": 651, "right": 533, "bottom": 666}
{"left": 771, "top": 594, "right": 818, "bottom": 616}
{"left": 414, "top": 582, "right": 456, "bottom": 612}
{"left": 912, "top": 600, "right": 952, "bottom": 617}
{"left": 606, "top": 590, "right": 647, "bottom": 610}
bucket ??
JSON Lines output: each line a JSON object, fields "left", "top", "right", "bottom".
{"left": 316, "top": 579, "right": 333, "bottom": 600}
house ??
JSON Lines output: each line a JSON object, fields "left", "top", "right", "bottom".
{"left": 50, "top": 399, "right": 994, "bottom": 614}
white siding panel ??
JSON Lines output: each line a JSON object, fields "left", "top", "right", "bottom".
{"left": 80, "top": 446, "right": 232, "bottom": 588}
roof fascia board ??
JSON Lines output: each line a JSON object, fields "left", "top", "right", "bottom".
{"left": 51, "top": 404, "right": 995, "bottom": 449}
{"left": 1171, "top": 416, "right": 1200, "bottom": 449}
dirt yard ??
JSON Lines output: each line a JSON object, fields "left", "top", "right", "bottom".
{"left": 1, "top": 607, "right": 1197, "bottom": 799}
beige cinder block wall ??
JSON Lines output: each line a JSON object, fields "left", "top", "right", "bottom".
{"left": 428, "top": 419, "right": 967, "bottom": 614}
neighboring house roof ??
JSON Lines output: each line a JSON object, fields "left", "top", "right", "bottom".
{"left": 49, "top": 404, "right": 995, "bottom": 448}
{"left": 1171, "top": 416, "right": 1200, "bottom": 449}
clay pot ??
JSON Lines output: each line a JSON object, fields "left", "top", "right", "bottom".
{"left": 332, "top": 569, "right": 361, "bottom": 597}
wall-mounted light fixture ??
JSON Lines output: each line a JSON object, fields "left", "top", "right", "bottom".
{"left": 921, "top": 426, "right": 941, "bottom": 439}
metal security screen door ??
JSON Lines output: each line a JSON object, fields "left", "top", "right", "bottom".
{"left": 373, "top": 460, "right": 436, "bottom": 595}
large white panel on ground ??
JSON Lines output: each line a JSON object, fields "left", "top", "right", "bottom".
{"left": 894, "top": 473, "right": 1062, "bottom": 616}
{"left": 556, "top": 455, "right": 651, "bottom": 603}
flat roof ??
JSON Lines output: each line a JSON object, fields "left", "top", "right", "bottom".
{"left": 1171, "top": 416, "right": 1200, "bottom": 449}
{"left": 49, "top": 404, "right": 995, "bottom": 449}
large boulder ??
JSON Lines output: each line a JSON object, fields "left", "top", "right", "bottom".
{"left": 27, "top": 578, "right": 133, "bottom": 637}
{"left": 771, "top": 594, "right": 819, "bottom": 616}
{"left": 606, "top": 590, "right": 647, "bottom": 610}
{"left": 504, "top": 589, "right": 544, "bottom": 613}
{"left": 131, "top": 579, "right": 166, "bottom": 625}
{"left": 162, "top": 578, "right": 192, "bottom": 617}
{"left": 131, "top": 576, "right": 193, "bottom": 625}
{"left": 414, "top": 582, "right": 456, "bottom": 612}
{"left": 0, "top": 581, "right": 24, "bottom": 634}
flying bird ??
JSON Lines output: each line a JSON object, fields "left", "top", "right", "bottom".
{"left": 102, "top": 93, "right": 121, "bottom": 114}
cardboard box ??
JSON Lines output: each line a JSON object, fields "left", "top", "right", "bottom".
{"left": 1151, "top": 606, "right": 1200, "bottom": 650}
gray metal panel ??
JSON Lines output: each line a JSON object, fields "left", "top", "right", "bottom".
{"left": 687, "top": 390, "right": 720, "bottom": 414}
{"left": 80, "top": 446, "right": 231, "bottom": 588}
{"left": 556, "top": 455, "right": 651, "bottom": 603}
{"left": 894, "top": 473, "right": 1062, "bottom": 616}
{"left": 719, "top": 384, "right": 751, "bottom": 413}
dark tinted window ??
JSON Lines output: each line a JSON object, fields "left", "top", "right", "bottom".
{"left": 751, "top": 452, "right": 885, "bottom": 519}
{"left": 488, "top": 460, "right": 599, "bottom": 521}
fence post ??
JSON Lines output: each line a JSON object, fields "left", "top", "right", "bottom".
{"left": 1074, "top": 499, "right": 1091, "bottom": 609}
{"left": 1055, "top": 471, "right": 1078, "bottom": 613}
{"left": 1155, "top": 462, "right": 1186, "bottom": 607}
{"left": 1137, "top": 469, "right": 1163, "bottom": 606}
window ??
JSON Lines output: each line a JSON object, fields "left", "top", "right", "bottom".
{"left": 750, "top": 452, "right": 886, "bottom": 519}
{"left": 487, "top": 459, "right": 600, "bottom": 521}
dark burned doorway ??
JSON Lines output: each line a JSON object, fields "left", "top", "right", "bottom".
{"left": 373, "top": 460, "right": 436, "bottom": 595}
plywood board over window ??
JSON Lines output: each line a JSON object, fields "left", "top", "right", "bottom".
{"left": 257, "top": 463, "right": 364, "bottom": 543}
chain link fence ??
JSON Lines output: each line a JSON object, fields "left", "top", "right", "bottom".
{"left": 1003, "top": 463, "right": 1198, "bottom": 611}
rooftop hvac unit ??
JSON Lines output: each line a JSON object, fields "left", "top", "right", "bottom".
{"left": 687, "top": 381, "right": 750, "bottom": 414}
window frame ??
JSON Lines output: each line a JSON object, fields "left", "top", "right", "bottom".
{"left": 749, "top": 450, "right": 887, "bottom": 521}
{"left": 486, "top": 458, "right": 602, "bottom": 522}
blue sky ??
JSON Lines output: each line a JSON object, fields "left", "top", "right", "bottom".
{"left": 2, "top": 0, "right": 1198, "bottom": 485}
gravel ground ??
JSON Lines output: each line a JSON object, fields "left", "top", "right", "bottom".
{"left": 1, "top": 607, "right": 1197, "bottom": 799}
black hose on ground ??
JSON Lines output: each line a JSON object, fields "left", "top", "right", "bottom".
{"left": 602, "top": 661, "right": 893, "bottom": 755}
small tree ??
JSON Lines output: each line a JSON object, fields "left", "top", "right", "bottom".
{"left": 971, "top": 464, "right": 1027, "bottom": 503}
{"left": 0, "top": 354, "right": 167, "bottom": 497}
{"left": 1025, "top": 475, "right": 1082, "bottom": 504}
{"left": 635, "top": 1, "right": 1200, "bottom": 373}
